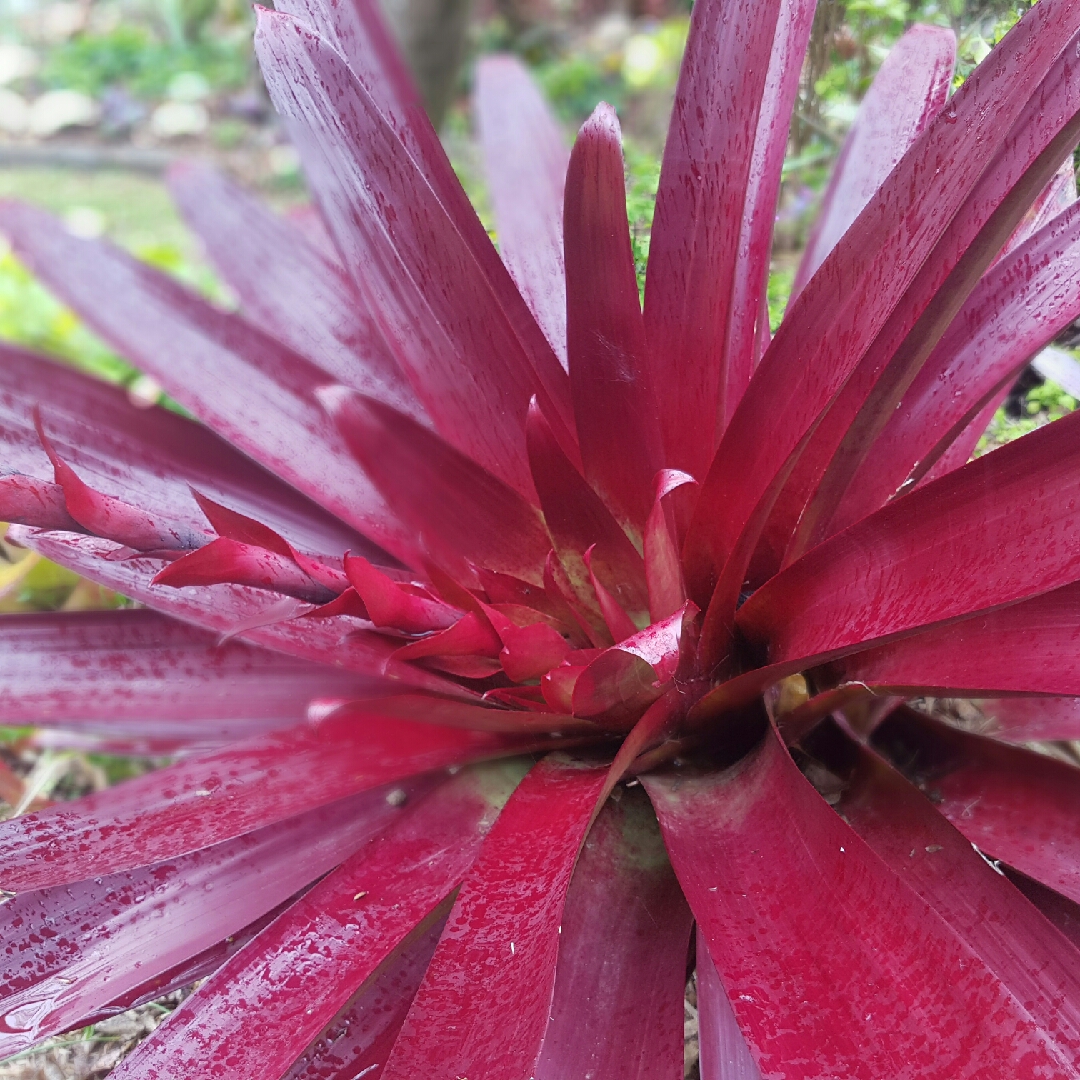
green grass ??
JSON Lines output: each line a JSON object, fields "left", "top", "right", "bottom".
{"left": 41, "top": 24, "right": 250, "bottom": 100}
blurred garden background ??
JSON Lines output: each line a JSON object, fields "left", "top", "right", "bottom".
{"left": 0, "top": 0, "right": 1078, "bottom": 1073}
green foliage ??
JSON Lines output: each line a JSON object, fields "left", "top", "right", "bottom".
{"left": 0, "top": 248, "right": 132, "bottom": 384}
{"left": 16, "top": 557, "right": 85, "bottom": 610}
{"left": 624, "top": 141, "right": 660, "bottom": 302}
{"left": 1026, "top": 378, "right": 1078, "bottom": 417}
{"left": 533, "top": 17, "right": 687, "bottom": 126}
{"left": 767, "top": 263, "right": 796, "bottom": 333}
{"left": 41, "top": 25, "right": 249, "bottom": 99}
{"left": 952, "top": 5, "right": 1028, "bottom": 85}
{"left": 536, "top": 53, "right": 624, "bottom": 123}
{"left": 977, "top": 375, "right": 1079, "bottom": 453}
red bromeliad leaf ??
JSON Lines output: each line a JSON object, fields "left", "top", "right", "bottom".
{"left": 644, "top": 471, "right": 694, "bottom": 622}
{"left": 873, "top": 708, "right": 1080, "bottom": 907}
{"left": 281, "top": 916, "right": 444, "bottom": 1080}
{"left": 737, "top": 409, "right": 1080, "bottom": 666}
{"left": 525, "top": 401, "right": 648, "bottom": 624}
{"left": 380, "top": 755, "right": 609, "bottom": 1080}
{"left": 78, "top": 902, "right": 292, "bottom": 1030}
{"left": 645, "top": 725, "right": 1080, "bottom": 1078}
{"left": 722, "top": 0, "right": 817, "bottom": 423}
{"left": 0, "top": 204, "right": 415, "bottom": 564}
{"left": 833, "top": 581, "right": 1080, "bottom": 696}
{"left": 273, "top": 0, "right": 542, "bottom": 381}
{"left": 914, "top": 163, "right": 1073, "bottom": 490}
{"left": 1008, "top": 872, "right": 1080, "bottom": 955}
{"left": 6, "top": 0, "right": 1080, "bottom": 1068}
{"left": 0, "top": 342, "right": 364, "bottom": 559}
{"left": 1006, "top": 156, "right": 1079, "bottom": 252}
{"left": 0, "top": 784, "right": 424, "bottom": 1056}
{"left": 771, "top": 684, "right": 870, "bottom": 746}
{"left": 0, "top": 608, "right": 379, "bottom": 732}
{"left": 107, "top": 762, "right": 526, "bottom": 1080}
{"left": 324, "top": 693, "right": 599, "bottom": 735}
{"left": 0, "top": 710, "right": 547, "bottom": 891}
{"left": 274, "top": 0, "right": 422, "bottom": 122}
{"left": 832, "top": 198, "right": 1080, "bottom": 533}
{"left": 166, "top": 162, "right": 421, "bottom": 421}
{"left": 9, "top": 529, "right": 467, "bottom": 698}
{"left": 572, "top": 604, "right": 697, "bottom": 724}
{"left": 475, "top": 56, "right": 569, "bottom": 364}
{"left": 541, "top": 653, "right": 598, "bottom": 713}
{"left": 750, "top": 26, "right": 967, "bottom": 567}
{"left": 193, "top": 495, "right": 350, "bottom": 592}
{"left": 792, "top": 25, "right": 956, "bottom": 297}
{"left": 392, "top": 614, "right": 502, "bottom": 664}
{"left": 766, "top": 39, "right": 1080, "bottom": 572}
{"left": 0, "top": 474, "right": 78, "bottom": 531}
{"left": 323, "top": 387, "right": 552, "bottom": 584}
{"left": 283, "top": 203, "right": 338, "bottom": 256}
{"left": 565, "top": 103, "right": 660, "bottom": 534}
{"left": 153, "top": 537, "right": 332, "bottom": 602}
{"left": 585, "top": 546, "right": 638, "bottom": 643}
{"left": 976, "top": 697, "right": 1080, "bottom": 743}
{"left": 642, "top": 0, "right": 785, "bottom": 479}
{"left": 190, "top": 491, "right": 294, "bottom": 558}
{"left": 918, "top": 391, "right": 1002, "bottom": 489}
{"left": 544, "top": 553, "right": 609, "bottom": 649}
{"left": 254, "top": 12, "right": 576, "bottom": 500}
{"left": 533, "top": 785, "right": 692, "bottom": 1080}
{"left": 685, "top": 0, "right": 1080, "bottom": 627}
{"left": 806, "top": 719, "right": 1080, "bottom": 1061}
{"left": 483, "top": 605, "right": 572, "bottom": 683}
{"left": 36, "top": 417, "right": 187, "bottom": 552}
{"left": 344, "top": 554, "right": 459, "bottom": 633}
{"left": 696, "top": 938, "right": 761, "bottom": 1080}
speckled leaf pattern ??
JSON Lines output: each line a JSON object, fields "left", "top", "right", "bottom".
{"left": 646, "top": 726, "right": 1080, "bottom": 1079}
{"left": 685, "top": 0, "right": 1080, "bottom": 627}
{"left": 476, "top": 56, "right": 569, "bottom": 364}
{"left": 0, "top": 712, "right": 546, "bottom": 891}
{"left": 0, "top": 784, "right": 425, "bottom": 1057}
{"left": 873, "top": 709, "right": 1080, "bottom": 907}
{"left": 167, "top": 162, "right": 421, "bottom": 421}
{"left": 534, "top": 785, "right": 692, "bottom": 1080}
{"left": 738, "top": 409, "right": 1080, "bottom": 666}
{"left": 0, "top": 341, "right": 367, "bottom": 559}
{"left": 254, "top": 12, "right": 575, "bottom": 500}
{"left": 792, "top": 25, "right": 956, "bottom": 296}
{"left": 834, "top": 581, "right": 1080, "bottom": 695}
{"left": 0, "top": 608, "right": 380, "bottom": 743}
{"left": 381, "top": 756, "right": 609, "bottom": 1080}
{"left": 107, "top": 763, "right": 525, "bottom": 1080}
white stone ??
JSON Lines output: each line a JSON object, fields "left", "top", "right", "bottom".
{"left": 149, "top": 100, "right": 209, "bottom": 139}
{"left": 41, "top": 2, "right": 87, "bottom": 41}
{"left": 127, "top": 374, "right": 163, "bottom": 409}
{"left": 28, "top": 89, "right": 99, "bottom": 137}
{"left": 0, "top": 43, "right": 39, "bottom": 86}
{"left": 0, "top": 87, "right": 29, "bottom": 135}
{"left": 63, "top": 205, "right": 107, "bottom": 239}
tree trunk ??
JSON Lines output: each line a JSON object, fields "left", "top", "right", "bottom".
{"left": 379, "top": 0, "right": 472, "bottom": 128}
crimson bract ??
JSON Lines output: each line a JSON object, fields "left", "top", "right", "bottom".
{"left": 3, "top": 0, "right": 1080, "bottom": 1076}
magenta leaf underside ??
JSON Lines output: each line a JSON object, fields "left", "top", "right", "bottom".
{"left": 4, "top": 0, "right": 1080, "bottom": 1076}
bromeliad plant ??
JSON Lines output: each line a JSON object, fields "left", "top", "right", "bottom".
{"left": 4, "top": 0, "right": 1080, "bottom": 1075}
